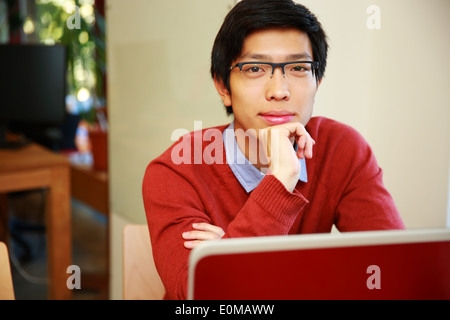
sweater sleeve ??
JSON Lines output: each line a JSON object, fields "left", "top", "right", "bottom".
{"left": 142, "top": 161, "right": 308, "bottom": 300}
{"left": 224, "top": 174, "right": 308, "bottom": 238}
{"left": 331, "top": 126, "right": 405, "bottom": 231}
{"left": 143, "top": 161, "right": 205, "bottom": 300}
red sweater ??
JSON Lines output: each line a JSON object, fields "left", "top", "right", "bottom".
{"left": 142, "top": 117, "right": 405, "bottom": 299}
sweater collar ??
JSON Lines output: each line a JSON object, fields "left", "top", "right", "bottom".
{"left": 223, "top": 121, "right": 307, "bottom": 193}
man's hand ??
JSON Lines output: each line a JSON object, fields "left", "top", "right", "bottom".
{"left": 182, "top": 223, "right": 225, "bottom": 249}
{"left": 259, "top": 122, "right": 315, "bottom": 192}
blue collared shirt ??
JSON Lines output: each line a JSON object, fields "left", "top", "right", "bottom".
{"left": 223, "top": 122, "right": 308, "bottom": 193}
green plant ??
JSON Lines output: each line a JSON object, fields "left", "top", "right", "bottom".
{"left": 35, "top": 0, "right": 106, "bottom": 123}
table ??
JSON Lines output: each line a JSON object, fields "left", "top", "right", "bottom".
{"left": 71, "top": 163, "right": 108, "bottom": 215}
{"left": 0, "top": 143, "right": 72, "bottom": 300}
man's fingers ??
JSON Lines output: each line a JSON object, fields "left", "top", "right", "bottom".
{"left": 183, "top": 240, "right": 202, "bottom": 249}
{"left": 299, "top": 134, "right": 314, "bottom": 159}
{"left": 182, "top": 223, "right": 225, "bottom": 241}
{"left": 192, "top": 222, "right": 225, "bottom": 237}
{"left": 296, "top": 131, "right": 314, "bottom": 159}
{"left": 297, "top": 135, "right": 306, "bottom": 159}
{"left": 306, "top": 136, "right": 314, "bottom": 159}
{"left": 182, "top": 224, "right": 225, "bottom": 250}
{"left": 182, "top": 230, "right": 221, "bottom": 240}
{"left": 182, "top": 223, "right": 225, "bottom": 250}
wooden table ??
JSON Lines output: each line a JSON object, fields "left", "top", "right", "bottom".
{"left": 0, "top": 143, "right": 72, "bottom": 300}
{"left": 71, "top": 164, "right": 108, "bottom": 215}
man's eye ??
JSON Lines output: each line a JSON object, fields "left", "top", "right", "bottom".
{"left": 243, "top": 65, "right": 266, "bottom": 73}
{"left": 290, "top": 65, "right": 309, "bottom": 72}
{"left": 249, "top": 67, "right": 262, "bottom": 72}
{"left": 292, "top": 66, "right": 306, "bottom": 71}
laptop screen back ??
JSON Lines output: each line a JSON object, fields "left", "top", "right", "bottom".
{"left": 188, "top": 229, "right": 450, "bottom": 300}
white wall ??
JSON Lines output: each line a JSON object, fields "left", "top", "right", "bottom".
{"left": 107, "top": 0, "right": 450, "bottom": 298}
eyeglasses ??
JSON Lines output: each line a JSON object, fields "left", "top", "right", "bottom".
{"left": 229, "top": 61, "right": 319, "bottom": 80}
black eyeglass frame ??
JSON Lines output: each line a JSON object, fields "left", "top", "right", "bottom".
{"left": 229, "top": 60, "right": 320, "bottom": 78}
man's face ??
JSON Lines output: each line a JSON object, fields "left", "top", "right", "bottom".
{"left": 215, "top": 28, "right": 320, "bottom": 134}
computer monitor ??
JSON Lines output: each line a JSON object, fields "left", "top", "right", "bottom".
{"left": 0, "top": 44, "right": 67, "bottom": 148}
{"left": 188, "top": 228, "right": 450, "bottom": 300}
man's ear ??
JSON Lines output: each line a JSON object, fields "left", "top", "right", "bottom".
{"left": 316, "top": 77, "right": 323, "bottom": 90}
{"left": 213, "top": 77, "right": 232, "bottom": 107}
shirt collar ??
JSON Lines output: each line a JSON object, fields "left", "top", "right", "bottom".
{"left": 223, "top": 121, "right": 308, "bottom": 193}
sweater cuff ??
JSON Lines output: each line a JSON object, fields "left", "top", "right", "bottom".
{"left": 250, "top": 175, "right": 309, "bottom": 227}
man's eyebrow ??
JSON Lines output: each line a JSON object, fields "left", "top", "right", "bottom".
{"left": 286, "top": 53, "right": 312, "bottom": 60}
{"left": 239, "top": 52, "right": 313, "bottom": 61}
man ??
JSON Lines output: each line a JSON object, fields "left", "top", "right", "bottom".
{"left": 142, "top": 0, "right": 404, "bottom": 300}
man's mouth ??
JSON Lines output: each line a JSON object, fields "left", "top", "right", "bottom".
{"left": 259, "top": 111, "right": 295, "bottom": 125}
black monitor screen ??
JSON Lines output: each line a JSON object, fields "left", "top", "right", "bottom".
{"left": 0, "top": 44, "right": 67, "bottom": 125}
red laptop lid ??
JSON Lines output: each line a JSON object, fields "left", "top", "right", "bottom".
{"left": 188, "top": 229, "right": 450, "bottom": 300}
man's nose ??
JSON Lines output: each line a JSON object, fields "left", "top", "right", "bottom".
{"left": 265, "top": 67, "right": 290, "bottom": 101}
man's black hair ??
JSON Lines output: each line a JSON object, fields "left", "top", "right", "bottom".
{"left": 210, "top": 0, "right": 329, "bottom": 115}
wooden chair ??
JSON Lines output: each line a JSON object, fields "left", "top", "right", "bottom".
{"left": 0, "top": 241, "right": 15, "bottom": 300}
{"left": 122, "top": 224, "right": 165, "bottom": 299}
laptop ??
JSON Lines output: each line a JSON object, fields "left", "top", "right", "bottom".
{"left": 188, "top": 228, "right": 450, "bottom": 300}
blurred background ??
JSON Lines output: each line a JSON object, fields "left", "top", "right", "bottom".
{"left": 1, "top": 0, "right": 108, "bottom": 299}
